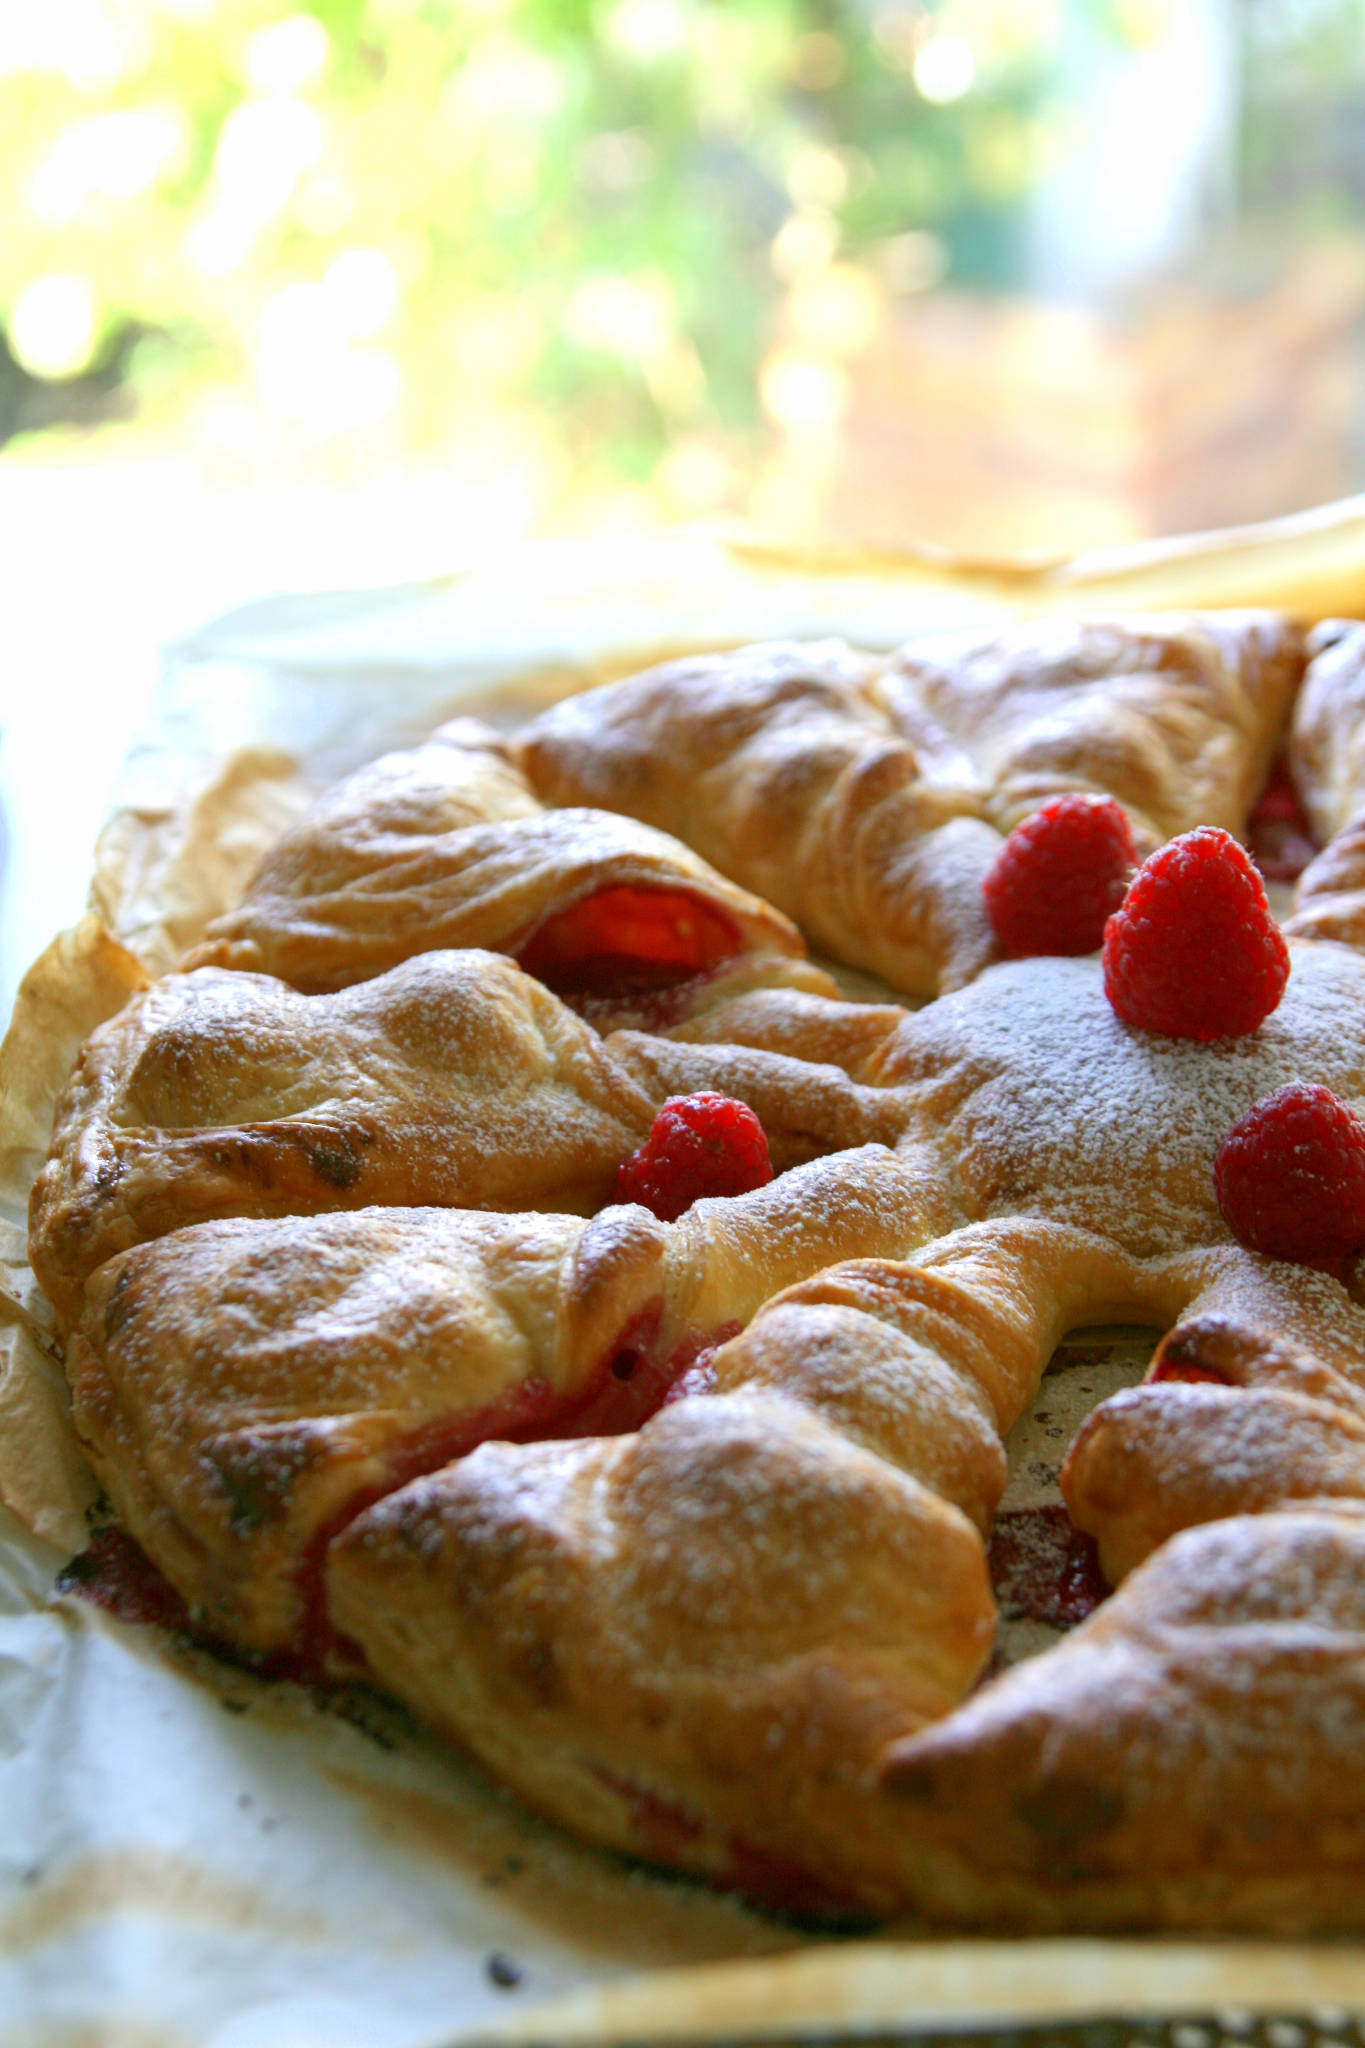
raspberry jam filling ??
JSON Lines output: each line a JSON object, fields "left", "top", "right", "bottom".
{"left": 594, "top": 1766, "right": 870, "bottom": 1924}
{"left": 987, "top": 1504, "right": 1106, "bottom": 1630}
{"left": 1246, "top": 755, "right": 1319, "bottom": 884}
{"left": 1149, "top": 1355, "right": 1230, "bottom": 1387}
{"left": 514, "top": 885, "right": 743, "bottom": 1024}
{"left": 59, "top": 1525, "right": 197, "bottom": 1637}
{"left": 64, "top": 1309, "right": 733, "bottom": 1677}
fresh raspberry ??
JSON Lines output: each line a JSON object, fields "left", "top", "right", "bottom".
{"left": 983, "top": 794, "right": 1137, "bottom": 957}
{"left": 1101, "top": 826, "right": 1289, "bottom": 1040}
{"left": 1214, "top": 1082, "right": 1365, "bottom": 1266}
{"left": 614, "top": 1093, "right": 773, "bottom": 1222}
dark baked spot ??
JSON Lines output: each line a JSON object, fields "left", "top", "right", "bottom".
{"left": 102, "top": 1264, "right": 137, "bottom": 1341}
{"left": 1016, "top": 1775, "right": 1124, "bottom": 1844}
{"left": 509, "top": 1633, "right": 563, "bottom": 1708}
{"left": 203, "top": 1427, "right": 327, "bottom": 1535}
{"left": 306, "top": 1131, "right": 370, "bottom": 1189}
{"left": 881, "top": 1754, "right": 939, "bottom": 1806}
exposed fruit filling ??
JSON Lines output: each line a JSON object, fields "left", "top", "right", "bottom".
{"left": 68, "top": 1308, "right": 735, "bottom": 1678}
{"left": 593, "top": 1766, "right": 870, "bottom": 1924}
{"left": 514, "top": 886, "right": 743, "bottom": 1005}
{"left": 987, "top": 1504, "right": 1106, "bottom": 1630}
{"left": 1246, "top": 757, "right": 1319, "bottom": 883}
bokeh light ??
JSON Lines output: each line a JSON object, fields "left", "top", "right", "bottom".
{"left": 0, "top": 0, "right": 1362, "bottom": 562}
{"left": 10, "top": 275, "right": 98, "bottom": 379}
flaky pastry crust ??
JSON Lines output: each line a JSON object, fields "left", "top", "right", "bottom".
{"left": 521, "top": 614, "right": 1303, "bottom": 996}
{"left": 35, "top": 604, "right": 1365, "bottom": 1933}
{"left": 182, "top": 715, "right": 835, "bottom": 1030}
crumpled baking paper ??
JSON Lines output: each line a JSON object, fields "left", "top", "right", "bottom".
{"left": 6, "top": 513, "right": 1365, "bottom": 2048}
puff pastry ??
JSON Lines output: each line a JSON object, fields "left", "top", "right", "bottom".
{"left": 182, "top": 716, "right": 836, "bottom": 1031}
{"left": 1285, "top": 619, "right": 1365, "bottom": 948}
{"left": 30, "top": 949, "right": 904, "bottom": 1334}
{"left": 37, "top": 604, "right": 1365, "bottom": 1932}
{"left": 520, "top": 614, "right": 1303, "bottom": 997}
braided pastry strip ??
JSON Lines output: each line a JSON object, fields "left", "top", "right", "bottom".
{"left": 520, "top": 615, "right": 1303, "bottom": 996}
{"left": 882, "top": 1505, "right": 1365, "bottom": 1931}
{"left": 1286, "top": 619, "right": 1365, "bottom": 946}
{"left": 67, "top": 1148, "right": 932, "bottom": 1662}
{"left": 30, "top": 949, "right": 906, "bottom": 1333}
{"left": 182, "top": 715, "right": 833, "bottom": 1031}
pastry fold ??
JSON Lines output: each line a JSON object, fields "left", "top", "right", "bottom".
{"left": 520, "top": 615, "right": 1303, "bottom": 997}
{"left": 1063, "top": 1247, "right": 1365, "bottom": 1582}
{"left": 183, "top": 716, "right": 833, "bottom": 1030}
{"left": 68, "top": 1149, "right": 933, "bottom": 1664}
{"left": 30, "top": 951, "right": 658, "bottom": 1331}
{"left": 30, "top": 949, "right": 911, "bottom": 1333}
{"left": 874, "top": 610, "right": 1302, "bottom": 844}
{"left": 881, "top": 1507, "right": 1365, "bottom": 1931}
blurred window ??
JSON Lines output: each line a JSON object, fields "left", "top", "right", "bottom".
{"left": 2, "top": 0, "right": 1365, "bottom": 554}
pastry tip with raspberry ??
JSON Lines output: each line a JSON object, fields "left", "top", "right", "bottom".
{"left": 1214, "top": 1081, "right": 1365, "bottom": 1268}
{"left": 983, "top": 793, "right": 1137, "bottom": 959}
{"left": 1102, "top": 825, "right": 1289, "bottom": 1040}
{"left": 614, "top": 1092, "right": 774, "bottom": 1222}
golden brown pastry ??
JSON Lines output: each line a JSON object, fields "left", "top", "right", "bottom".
{"left": 182, "top": 715, "right": 835, "bottom": 1031}
{"left": 874, "top": 610, "right": 1301, "bottom": 844}
{"left": 38, "top": 605, "right": 1365, "bottom": 1936}
{"left": 881, "top": 1506, "right": 1365, "bottom": 1931}
{"left": 1062, "top": 1244, "right": 1365, "bottom": 1583}
{"left": 1286, "top": 619, "right": 1365, "bottom": 946}
{"left": 30, "top": 950, "right": 658, "bottom": 1331}
{"left": 520, "top": 615, "right": 1303, "bottom": 997}
{"left": 31, "top": 947, "right": 910, "bottom": 1334}
{"left": 68, "top": 1149, "right": 934, "bottom": 1662}
{"left": 329, "top": 1218, "right": 1365, "bottom": 1922}
{"left": 57, "top": 905, "right": 1365, "bottom": 1924}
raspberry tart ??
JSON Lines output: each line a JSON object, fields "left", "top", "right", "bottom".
{"left": 31, "top": 604, "right": 1365, "bottom": 1933}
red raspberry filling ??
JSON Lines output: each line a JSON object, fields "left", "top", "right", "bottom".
{"left": 1214, "top": 1081, "right": 1365, "bottom": 1267}
{"left": 983, "top": 794, "right": 1137, "bottom": 958}
{"left": 516, "top": 886, "right": 742, "bottom": 998}
{"left": 1246, "top": 758, "right": 1319, "bottom": 884}
{"left": 614, "top": 1093, "right": 773, "bottom": 1223}
{"left": 1102, "top": 826, "right": 1289, "bottom": 1040}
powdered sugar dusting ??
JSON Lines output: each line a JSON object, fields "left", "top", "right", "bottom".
{"left": 881, "top": 944, "right": 1365, "bottom": 1255}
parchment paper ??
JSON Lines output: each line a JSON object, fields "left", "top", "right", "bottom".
{"left": 7, "top": 510, "right": 1365, "bottom": 2048}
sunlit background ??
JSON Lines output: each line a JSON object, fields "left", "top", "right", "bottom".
{"left": 8, "top": 0, "right": 1365, "bottom": 1006}
{"left": 7, "top": 0, "right": 1365, "bottom": 567}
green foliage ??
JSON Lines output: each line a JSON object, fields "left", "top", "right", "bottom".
{"left": 0, "top": 0, "right": 1213, "bottom": 496}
